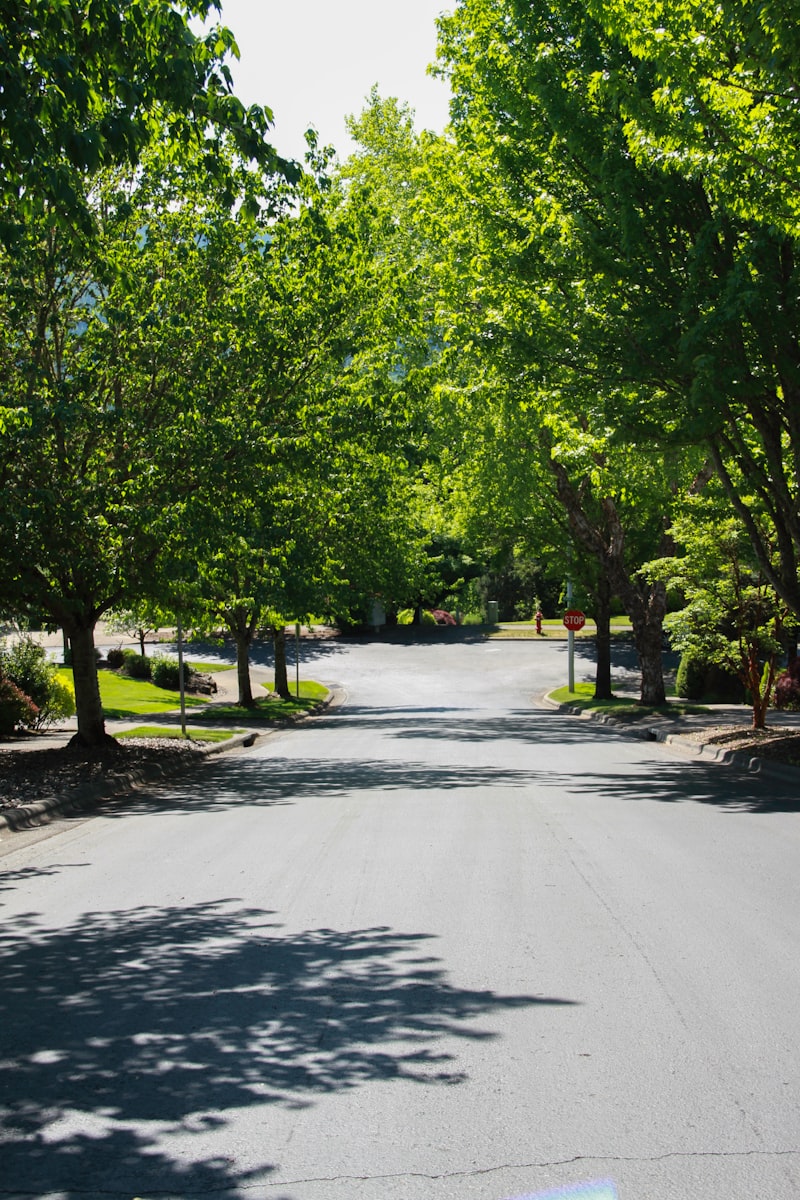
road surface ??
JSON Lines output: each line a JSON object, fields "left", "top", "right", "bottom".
{"left": 1, "top": 635, "right": 798, "bottom": 1200}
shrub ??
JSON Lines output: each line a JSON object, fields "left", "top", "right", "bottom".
{"left": 119, "top": 652, "right": 152, "bottom": 680}
{"left": 0, "top": 676, "right": 39, "bottom": 735}
{"left": 675, "top": 652, "right": 706, "bottom": 700}
{"left": 675, "top": 651, "right": 744, "bottom": 702}
{"left": 46, "top": 675, "right": 76, "bottom": 724}
{"left": 151, "top": 656, "right": 190, "bottom": 691}
{"left": 774, "top": 659, "right": 800, "bottom": 710}
{"left": 0, "top": 637, "right": 75, "bottom": 728}
{"left": 106, "top": 646, "right": 126, "bottom": 669}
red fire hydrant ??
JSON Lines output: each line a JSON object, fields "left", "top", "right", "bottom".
{"left": 535, "top": 609, "right": 543, "bottom": 635}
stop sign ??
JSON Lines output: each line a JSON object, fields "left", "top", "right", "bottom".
{"left": 563, "top": 609, "right": 586, "bottom": 631}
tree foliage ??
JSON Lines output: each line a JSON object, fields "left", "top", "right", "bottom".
{"left": 0, "top": 0, "right": 295, "bottom": 242}
{"left": 646, "top": 496, "right": 793, "bottom": 728}
{"left": 434, "top": 0, "right": 800, "bottom": 701}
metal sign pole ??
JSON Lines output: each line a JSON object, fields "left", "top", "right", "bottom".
{"left": 567, "top": 578, "right": 575, "bottom": 693}
{"left": 177, "top": 614, "right": 187, "bottom": 736}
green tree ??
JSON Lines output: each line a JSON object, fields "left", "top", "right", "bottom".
{"left": 435, "top": 0, "right": 800, "bottom": 693}
{"left": 165, "top": 157, "right": 431, "bottom": 705}
{"left": 589, "top": 0, "right": 800, "bottom": 235}
{"left": 0, "top": 0, "right": 294, "bottom": 242}
{"left": 0, "top": 142, "right": 280, "bottom": 745}
{"left": 647, "top": 495, "right": 793, "bottom": 729}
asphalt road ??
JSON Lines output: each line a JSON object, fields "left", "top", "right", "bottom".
{"left": 1, "top": 635, "right": 798, "bottom": 1200}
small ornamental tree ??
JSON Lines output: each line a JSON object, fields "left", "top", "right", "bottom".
{"left": 645, "top": 499, "right": 790, "bottom": 729}
{"left": 0, "top": 637, "right": 75, "bottom": 728}
{"left": 0, "top": 676, "right": 39, "bottom": 735}
{"left": 774, "top": 660, "right": 800, "bottom": 712}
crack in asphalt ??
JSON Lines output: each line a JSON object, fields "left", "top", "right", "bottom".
{"left": 1, "top": 1148, "right": 799, "bottom": 1196}
{"left": 247, "top": 1146, "right": 800, "bottom": 1189}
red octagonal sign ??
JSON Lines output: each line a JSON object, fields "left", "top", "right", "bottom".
{"left": 563, "top": 609, "right": 586, "bottom": 631}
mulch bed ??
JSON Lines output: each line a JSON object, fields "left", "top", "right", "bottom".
{"left": 681, "top": 724, "right": 800, "bottom": 767}
{"left": 0, "top": 739, "right": 206, "bottom": 815}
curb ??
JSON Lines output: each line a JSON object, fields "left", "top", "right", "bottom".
{"left": 550, "top": 699, "right": 800, "bottom": 785}
{"left": 0, "top": 687, "right": 344, "bottom": 834}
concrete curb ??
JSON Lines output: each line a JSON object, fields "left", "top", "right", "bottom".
{"left": 550, "top": 698, "right": 800, "bottom": 785}
{"left": 0, "top": 686, "right": 344, "bottom": 834}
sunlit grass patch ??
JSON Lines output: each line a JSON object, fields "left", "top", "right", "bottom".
{"left": 115, "top": 725, "right": 242, "bottom": 743}
{"left": 207, "top": 680, "right": 329, "bottom": 722}
{"left": 58, "top": 668, "right": 209, "bottom": 717}
{"left": 549, "top": 682, "right": 706, "bottom": 717}
{"left": 185, "top": 660, "right": 236, "bottom": 673}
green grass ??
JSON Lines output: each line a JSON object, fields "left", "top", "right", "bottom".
{"left": 257, "top": 679, "right": 329, "bottom": 701}
{"left": 116, "top": 725, "right": 243, "bottom": 743}
{"left": 58, "top": 668, "right": 209, "bottom": 717}
{"left": 549, "top": 681, "right": 707, "bottom": 718}
{"left": 185, "top": 660, "right": 235, "bottom": 673}
{"left": 206, "top": 680, "right": 329, "bottom": 723}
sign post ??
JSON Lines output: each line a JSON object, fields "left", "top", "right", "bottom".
{"left": 176, "top": 614, "right": 187, "bottom": 736}
{"left": 563, "top": 608, "right": 586, "bottom": 692}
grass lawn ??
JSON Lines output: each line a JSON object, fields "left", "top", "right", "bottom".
{"left": 549, "top": 681, "right": 706, "bottom": 718}
{"left": 186, "top": 660, "right": 236, "bottom": 673}
{"left": 207, "top": 680, "right": 329, "bottom": 723}
{"left": 58, "top": 669, "right": 209, "bottom": 717}
{"left": 116, "top": 725, "right": 242, "bottom": 743}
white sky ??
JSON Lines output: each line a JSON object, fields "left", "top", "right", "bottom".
{"left": 214, "top": 0, "right": 453, "bottom": 163}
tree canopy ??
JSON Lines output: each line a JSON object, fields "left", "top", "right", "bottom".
{"left": 0, "top": 0, "right": 295, "bottom": 242}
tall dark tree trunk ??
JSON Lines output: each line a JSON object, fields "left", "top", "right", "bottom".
{"left": 66, "top": 620, "right": 115, "bottom": 749}
{"left": 550, "top": 459, "right": 668, "bottom": 707}
{"left": 234, "top": 633, "right": 254, "bottom": 707}
{"left": 634, "top": 614, "right": 667, "bottom": 707}
{"left": 617, "top": 570, "right": 668, "bottom": 706}
{"left": 272, "top": 625, "right": 290, "bottom": 699}
{"left": 224, "top": 606, "right": 257, "bottom": 706}
{"left": 593, "top": 571, "right": 613, "bottom": 700}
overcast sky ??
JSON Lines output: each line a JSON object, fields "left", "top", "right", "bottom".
{"left": 214, "top": 0, "right": 453, "bottom": 163}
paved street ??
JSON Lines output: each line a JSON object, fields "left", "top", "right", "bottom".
{"left": 1, "top": 636, "right": 798, "bottom": 1200}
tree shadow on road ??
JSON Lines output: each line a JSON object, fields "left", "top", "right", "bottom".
{"left": 549, "top": 757, "right": 799, "bottom": 814}
{"left": 0, "top": 900, "right": 576, "bottom": 1198}
{"left": 319, "top": 708, "right": 629, "bottom": 747}
{"left": 106, "top": 751, "right": 541, "bottom": 819}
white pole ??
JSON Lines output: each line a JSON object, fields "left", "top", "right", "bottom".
{"left": 567, "top": 577, "right": 575, "bottom": 693}
{"left": 295, "top": 621, "right": 301, "bottom": 698}
{"left": 177, "top": 614, "right": 187, "bottom": 736}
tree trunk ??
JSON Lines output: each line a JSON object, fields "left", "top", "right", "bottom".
{"left": 549, "top": 459, "right": 669, "bottom": 706}
{"left": 636, "top": 620, "right": 667, "bottom": 707}
{"left": 234, "top": 632, "right": 254, "bottom": 706}
{"left": 746, "top": 648, "right": 776, "bottom": 730}
{"left": 273, "top": 625, "right": 290, "bottom": 699}
{"left": 224, "top": 607, "right": 256, "bottom": 706}
{"left": 66, "top": 621, "right": 115, "bottom": 749}
{"left": 593, "top": 572, "right": 613, "bottom": 700}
